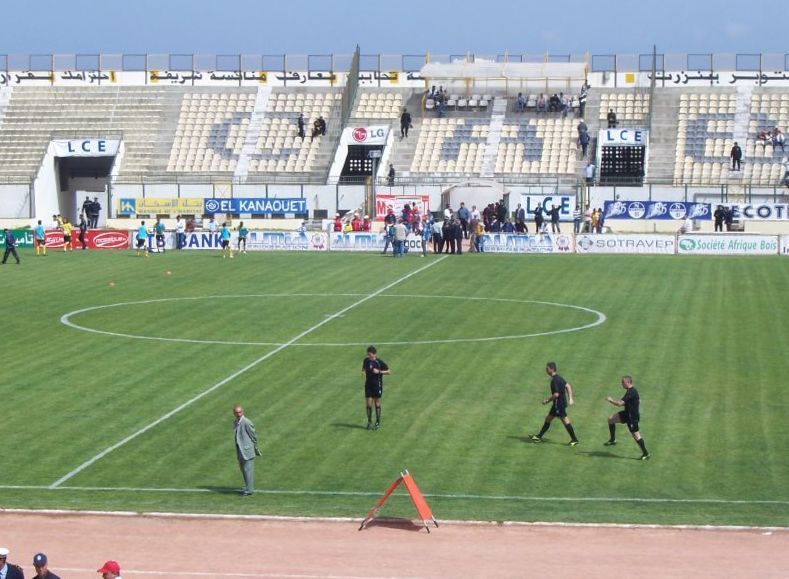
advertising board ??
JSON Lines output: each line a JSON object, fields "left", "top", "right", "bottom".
{"left": 575, "top": 234, "right": 676, "bottom": 254}
{"left": 677, "top": 234, "right": 779, "bottom": 255}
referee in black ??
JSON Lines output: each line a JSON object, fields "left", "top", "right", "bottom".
{"left": 362, "top": 345, "right": 390, "bottom": 430}
{"left": 605, "top": 375, "right": 650, "bottom": 460}
{"left": 530, "top": 362, "right": 579, "bottom": 446}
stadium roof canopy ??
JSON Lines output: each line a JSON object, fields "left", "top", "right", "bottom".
{"left": 420, "top": 61, "right": 586, "bottom": 81}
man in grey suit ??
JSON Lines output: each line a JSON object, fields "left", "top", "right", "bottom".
{"left": 233, "top": 405, "right": 260, "bottom": 496}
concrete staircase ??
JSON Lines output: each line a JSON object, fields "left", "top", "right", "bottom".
{"left": 480, "top": 98, "right": 506, "bottom": 177}
{"left": 644, "top": 91, "right": 680, "bottom": 183}
{"left": 723, "top": 86, "right": 753, "bottom": 182}
{"left": 235, "top": 87, "right": 272, "bottom": 180}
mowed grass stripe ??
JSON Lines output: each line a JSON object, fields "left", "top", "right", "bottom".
{"left": 2, "top": 251, "right": 789, "bottom": 525}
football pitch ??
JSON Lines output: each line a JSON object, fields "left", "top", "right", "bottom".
{"left": 1, "top": 247, "right": 788, "bottom": 527}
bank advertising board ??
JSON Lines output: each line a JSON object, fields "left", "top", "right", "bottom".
{"left": 575, "top": 234, "right": 675, "bottom": 254}
{"left": 677, "top": 234, "right": 779, "bottom": 255}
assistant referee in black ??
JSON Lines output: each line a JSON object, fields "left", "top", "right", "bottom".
{"left": 530, "top": 362, "right": 579, "bottom": 446}
{"left": 362, "top": 345, "right": 390, "bottom": 430}
{"left": 605, "top": 375, "right": 650, "bottom": 460}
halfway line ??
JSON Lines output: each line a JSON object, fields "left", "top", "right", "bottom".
{"left": 49, "top": 256, "right": 447, "bottom": 489}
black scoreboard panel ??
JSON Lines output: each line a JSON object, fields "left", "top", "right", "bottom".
{"left": 341, "top": 145, "right": 384, "bottom": 178}
{"left": 599, "top": 145, "right": 645, "bottom": 184}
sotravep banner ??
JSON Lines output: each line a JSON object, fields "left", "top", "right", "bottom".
{"left": 575, "top": 234, "right": 676, "bottom": 254}
{"left": 203, "top": 198, "right": 307, "bottom": 215}
{"left": 604, "top": 201, "right": 711, "bottom": 220}
{"left": 677, "top": 234, "right": 779, "bottom": 255}
{"left": 479, "top": 233, "right": 574, "bottom": 254}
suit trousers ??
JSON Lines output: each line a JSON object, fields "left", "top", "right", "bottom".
{"left": 236, "top": 446, "right": 254, "bottom": 494}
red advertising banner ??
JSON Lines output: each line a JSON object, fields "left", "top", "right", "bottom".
{"left": 374, "top": 194, "right": 430, "bottom": 221}
{"left": 42, "top": 229, "right": 131, "bottom": 250}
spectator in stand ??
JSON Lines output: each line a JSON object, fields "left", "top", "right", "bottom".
{"left": 400, "top": 107, "right": 412, "bottom": 139}
{"left": 420, "top": 214, "right": 432, "bottom": 257}
{"left": 471, "top": 204, "right": 481, "bottom": 223}
{"left": 548, "top": 205, "right": 561, "bottom": 233}
{"left": 89, "top": 197, "right": 101, "bottom": 228}
{"left": 318, "top": 115, "right": 327, "bottom": 136}
{"left": 579, "top": 129, "right": 590, "bottom": 158}
{"left": 97, "top": 560, "right": 122, "bottom": 579}
{"left": 514, "top": 203, "right": 526, "bottom": 233}
{"left": 549, "top": 93, "right": 560, "bottom": 112}
{"left": 342, "top": 220, "right": 353, "bottom": 234}
{"left": 773, "top": 127, "right": 785, "bottom": 151}
{"left": 351, "top": 213, "right": 362, "bottom": 231}
{"left": 431, "top": 218, "right": 443, "bottom": 253}
{"left": 443, "top": 203, "right": 452, "bottom": 220}
{"left": 536, "top": 93, "right": 547, "bottom": 113}
{"left": 516, "top": 92, "right": 526, "bottom": 113}
{"left": 33, "top": 552, "right": 61, "bottom": 579}
{"left": 573, "top": 205, "right": 582, "bottom": 234}
{"left": 393, "top": 219, "right": 407, "bottom": 257}
{"left": 175, "top": 215, "right": 185, "bottom": 249}
{"left": 577, "top": 118, "right": 588, "bottom": 137}
{"left": 81, "top": 195, "right": 92, "bottom": 221}
{"left": 387, "top": 163, "right": 395, "bottom": 186}
{"left": 311, "top": 118, "right": 321, "bottom": 141}
{"left": 457, "top": 201, "right": 470, "bottom": 239}
{"left": 297, "top": 113, "right": 305, "bottom": 140}
{"left": 436, "top": 88, "right": 446, "bottom": 117}
{"left": 560, "top": 93, "right": 570, "bottom": 118}
{"left": 596, "top": 208, "right": 605, "bottom": 233}
{"left": 678, "top": 216, "right": 693, "bottom": 234}
{"left": 714, "top": 205, "right": 725, "bottom": 232}
{"left": 533, "top": 203, "right": 545, "bottom": 233}
{"left": 724, "top": 206, "right": 734, "bottom": 231}
{"left": 401, "top": 203, "right": 412, "bottom": 232}
{"left": 591, "top": 208, "right": 600, "bottom": 233}
{"left": 442, "top": 218, "right": 452, "bottom": 253}
{"left": 756, "top": 129, "right": 772, "bottom": 146}
{"left": 783, "top": 157, "right": 789, "bottom": 188}
{"left": 362, "top": 215, "right": 372, "bottom": 232}
{"left": 0, "top": 547, "right": 23, "bottom": 579}
{"left": 730, "top": 142, "right": 742, "bottom": 171}
{"left": 585, "top": 161, "right": 596, "bottom": 186}
{"left": 453, "top": 218, "right": 464, "bottom": 255}
{"left": 607, "top": 109, "right": 618, "bottom": 128}
{"left": 475, "top": 218, "right": 486, "bottom": 252}
{"left": 501, "top": 218, "right": 515, "bottom": 233}
{"left": 333, "top": 214, "right": 342, "bottom": 232}
{"left": 583, "top": 204, "right": 593, "bottom": 233}
{"left": 577, "top": 84, "right": 588, "bottom": 117}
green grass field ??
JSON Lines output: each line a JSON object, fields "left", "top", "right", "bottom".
{"left": 1, "top": 247, "right": 788, "bottom": 527}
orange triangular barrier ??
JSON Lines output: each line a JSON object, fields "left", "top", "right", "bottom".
{"left": 359, "top": 469, "right": 438, "bottom": 532}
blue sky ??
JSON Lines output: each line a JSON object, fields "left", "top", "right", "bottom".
{"left": 1, "top": 0, "right": 784, "bottom": 57}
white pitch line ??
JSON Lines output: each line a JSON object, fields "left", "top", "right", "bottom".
{"left": 49, "top": 257, "right": 448, "bottom": 489}
{"left": 54, "top": 568, "right": 412, "bottom": 579}
{"left": 61, "top": 294, "right": 606, "bottom": 347}
{"left": 7, "top": 483, "right": 789, "bottom": 506}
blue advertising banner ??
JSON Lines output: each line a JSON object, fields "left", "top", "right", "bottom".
{"left": 604, "top": 201, "right": 711, "bottom": 220}
{"left": 479, "top": 233, "right": 574, "bottom": 254}
{"left": 203, "top": 198, "right": 307, "bottom": 214}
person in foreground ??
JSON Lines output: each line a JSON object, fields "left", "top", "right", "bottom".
{"left": 605, "top": 375, "right": 650, "bottom": 460}
{"left": 530, "top": 362, "right": 579, "bottom": 446}
{"left": 233, "top": 405, "right": 261, "bottom": 496}
{"left": 362, "top": 345, "right": 390, "bottom": 430}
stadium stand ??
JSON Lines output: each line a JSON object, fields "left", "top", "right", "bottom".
{"left": 352, "top": 91, "right": 403, "bottom": 119}
{"left": 599, "top": 92, "right": 650, "bottom": 124}
{"left": 0, "top": 87, "right": 179, "bottom": 178}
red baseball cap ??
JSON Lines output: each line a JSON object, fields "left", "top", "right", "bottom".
{"left": 97, "top": 560, "right": 121, "bottom": 574}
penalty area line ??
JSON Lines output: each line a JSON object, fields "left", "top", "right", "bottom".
{"left": 48, "top": 256, "right": 448, "bottom": 489}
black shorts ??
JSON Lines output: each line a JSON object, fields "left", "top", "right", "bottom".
{"left": 36, "top": 238, "right": 45, "bottom": 246}
{"left": 618, "top": 411, "right": 639, "bottom": 432}
{"left": 221, "top": 239, "right": 229, "bottom": 248}
{"left": 365, "top": 384, "right": 382, "bottom": 399}
{"left": 549, "top": 403, "right": 567, "bottom": 418}
{"left": 136, "top": 238, "right": 146, "bottom": 248}
{"left": 63, "top": 235, "right": 71, "bottom": 242}
{"left": 156, "top": 234, "right": 165, "bottom": 242}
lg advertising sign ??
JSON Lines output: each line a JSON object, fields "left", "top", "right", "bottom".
{"left": 346, "top": 126, "right": 389, "bottom": 145}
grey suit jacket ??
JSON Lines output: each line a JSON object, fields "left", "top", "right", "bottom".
{"left": 235, "top": 415, "right": 259, "bottom": 461}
